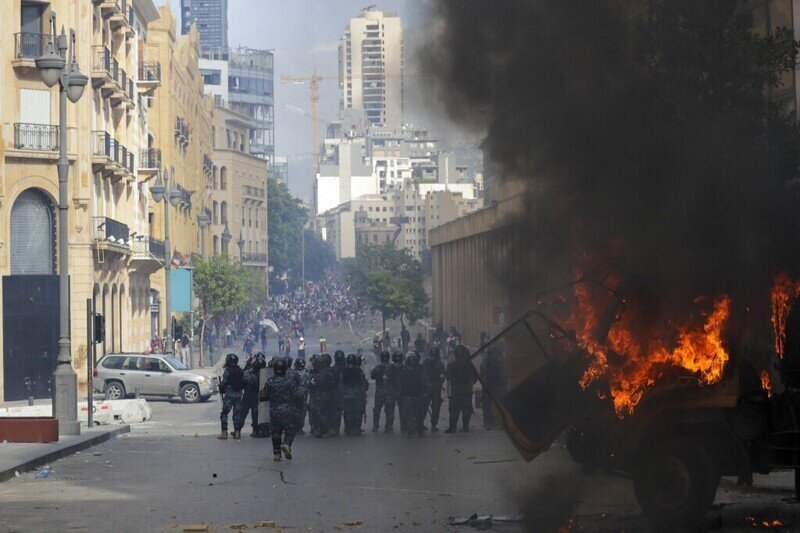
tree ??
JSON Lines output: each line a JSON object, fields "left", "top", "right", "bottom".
{"left": 343, "top": 244, "right": 428, "bottom": 334}
{"left": 267, "top": 178, "right": 336, "bottom": 289}
{"left": 194, "top": 255, "right": 248, "bottom": 363}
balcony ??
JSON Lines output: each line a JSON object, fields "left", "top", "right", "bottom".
{"left": 92, "top": 131, "right": 132, "bottom": 182}
{"left": 243, "top": 185, "right": 266, "bottom": 200}
{"left": 242, "top": 253, "right": 268, "bottom": 266}
{"left": 14, "top": 123, "right": 58, "bottom": 151}
{"left": 175, "top": 117, "right": 190, "bottom": 146}
{"left": 138, "top": 61, "right": 161, "bottom": 93}
{"left": 249, "top": 142, "right": 273, "bottom": 157}
{"left": 109, "top": 68, "right": 128, "bottom": 107}
{"left": 203, "top": 155, "right": 213, "bottom": 177}
{"left": 92, "top": 216, "right": 130, "bottom": 257}
{"left": 130, "top": 235, "right": 165, "bottom": 273}
{"left": 97, "top": 0, "right": 122, "bottom": 18}
{"left": 12, "top": 33, "right": 49, "bottom": 69}
{"left": 91, "top": 46, "right": 120, "bottom": 92}
{"left": 139, "top": 148, "right": 161, "bottom": 177}
{"left": 108, "top": 0, "right": 129, "bottom": 31}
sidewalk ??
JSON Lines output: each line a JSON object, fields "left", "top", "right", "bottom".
{"left": 0, "top": 423, "right": 129, "bottom": 482}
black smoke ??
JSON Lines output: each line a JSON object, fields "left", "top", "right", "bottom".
{"left": 421, "top": 0, "right": 800, "bottom": 347}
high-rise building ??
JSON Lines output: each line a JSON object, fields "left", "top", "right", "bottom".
{"left": 180, "top": 0, "right": 228, "bottom": 53}
{"left": 339, "top": 8, "right": 403, "bottom": 129}
{"left": 200, "top": 48, "right": 275, "bottom": 168}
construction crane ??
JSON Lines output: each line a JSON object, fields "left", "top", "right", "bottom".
{"left": 283, "top": 104, "right": 332, "bottom": 127}
{"left": 280, "top": 69, "right": 338, "bottom": 178}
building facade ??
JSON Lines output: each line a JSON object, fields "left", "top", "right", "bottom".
{"left": 0, "top": 0, "right": 162, "bottom": 401}
{"left": 180, "top": 0, "right": 228, "bottom": 53}
{"left": 339, "top": 8, "right": 403, "bottom": 129}
{"left": 209, "top": 104, "right": 268, "bottom": 279}
{"left": 145, "top": 6, "right": 213, "bottom": 346}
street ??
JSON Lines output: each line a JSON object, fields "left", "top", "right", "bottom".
{"left": 3, "top": 367, "right": 800, "bottom": 531}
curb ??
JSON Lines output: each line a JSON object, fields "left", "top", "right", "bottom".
{"left": 0, "top": 424, "right": 130, "bottom": 483}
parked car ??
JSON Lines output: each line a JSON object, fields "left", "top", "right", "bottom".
{"left": 94, "top": 354, "right": 216, "bottom": 403}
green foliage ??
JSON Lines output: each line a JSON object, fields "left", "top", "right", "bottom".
{"left": 194, "top": 255, "right": 248, "bottom": 320}
{"left": 267, "top": 179, "right": 337, "bottom": 285}
{"left": 343, "top": 244, "right": 428, "bottom": 325}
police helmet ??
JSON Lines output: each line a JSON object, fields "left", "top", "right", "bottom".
{"left": 455, "top": 345, "right": 471, "bottom": 360}
{"left": 391, "top": 351, "right": 404, "bottom": 364}
{"left": 320, "top": 353, "right": 332, "bottom": 366}
{"left": 224, "top": 353, "right": 239, "bottom": 367}
{"left": 294, "top": 358, "right": 306, "bottom": 370}
{"left": 429, "top": 346, "right": 441, "bottom": 359}
{"left": 334, "top": 350, "right": 346, "bottom": 364}
{"left": 273, "top": 357, "right": 288, "bottom": 376}
{"left": 346, "top": 353, "right": 359, "bottom": 366}
{"left": 356, "top": 355, "right": 364, "bottom": 367}
{"left": 251, "top": 353, "right": 267, "bottom": 370}
{"left": 379, "top": 351, "right": 391, "bottom": 363}
{"left": 405, "top": 352, "right": 420, "bottom": 366}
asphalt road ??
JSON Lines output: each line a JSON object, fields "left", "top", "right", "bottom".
{"left": 2, "top": 325, "right": 800, "bottom": 531}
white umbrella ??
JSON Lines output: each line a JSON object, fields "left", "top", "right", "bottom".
{"left": 260, "top": 319, "right": 279, "bottom": 333}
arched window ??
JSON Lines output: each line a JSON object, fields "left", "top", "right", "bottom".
{"left": 220, "top": 167, "right": 228, "bottom": 190}
{"left": 213, "top": 235, "right": 219, "bottom": 255}
{"left": 10, "top": 189, "right": 55, "bottom": 275}
{"left": 220, "top": 201, "right": 228, "bottom": 225}
{"left": 213, "top": 166, "right": 219, "bottom": 190}
{"left": 212, "top": 201, "right": 219, "bottom": 224}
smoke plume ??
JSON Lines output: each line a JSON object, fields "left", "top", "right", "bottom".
{"left": 421, "top": 0, "right": 800, "bottom": 349}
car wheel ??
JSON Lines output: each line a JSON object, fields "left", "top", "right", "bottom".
{"left": 633, "top": 435, "right": 719, "bottom": 527}
{"left": 104, "top": 381, "right": 126, "bottom": 400}
{"left": 181, "top": 383, "right": 201, "bottom": 404}
{"left": 200, "top": 394, "right": 212, "bottom": 403}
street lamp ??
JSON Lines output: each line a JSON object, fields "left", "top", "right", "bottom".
{"left": 37, "top": 12, "right": 88, "bottom": 436}
{"left": 150, "top": 169, "right": 183, "bottom": 353}
{"left": 198, "top": 206, "right": 211, "bottom": 258}
{"left": 237, "top": 231, "right": 245, "bottom": 264}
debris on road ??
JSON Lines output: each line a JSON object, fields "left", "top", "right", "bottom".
{"left": 344, "top": 519, "right": 362, "bottom": 526}
{"left": 229, "top": 524, "right": 247, "bottom": 530}
{"left": 253, "top": 521, "right": 275, "bottom": 528}
{"left": 448, "top": 513, "right": 524, "bottom": 529}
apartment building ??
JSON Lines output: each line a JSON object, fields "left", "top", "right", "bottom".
{"left": 209, "top": 104, "right": 268, "bottom": 279}
{"left": 0, "top": 0, "right": 161, "bottom": 401}
{"left": 339, "top": 8, "right": 403, "bottom": 129}
{"left": 146, "top": 5, "right": 214, "bottom": 343}
{"left": 180, "top": 0, "right": 228, "bottom": 53}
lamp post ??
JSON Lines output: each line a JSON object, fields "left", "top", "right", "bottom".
{"left": 301, "top": 226, "right": 306, "bottom": 300}
{"left": 237, "top": 231, "right": 245, "bottom": 265}
{"left": 198, "top": 206, "right": 210, "bottom": 258}
{"left": 221, "top": 225, "right": 232, "bottom": 256}
{"left": 150, "top": 168, "right": 184, "bottom": 353}
{"left": 36, "top": 13, "right": 88, "bottom": 436}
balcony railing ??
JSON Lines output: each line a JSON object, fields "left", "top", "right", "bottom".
{"left": 14, "top": 33, "right": 49, "bottom": 59}
{"left": 92, "top": 46, "right": 111, "bottom": 76}
{"left": 242, "top": 253, "right": 268, "bottom": 264}
{"left": 131, "top": 236, "right": 165, "bottom": 262}
{"left": 243, "top": 186, "right": 265, "bottom": 199}
{"left": 139, "top": 61, "right": 161, "bottom": 82}
{"left": 149, "top": 237, "right": 165, "bottom": 262}
{"left": 140, "top": 148, "right": 161, "bottom": 169}
{"left": 93, "top": 130, "right": 111, "bottom": 157}
{"left": 14, "top": 123, "right": 58, "bottom": 151}
{"left": 93, "top": 216, "right": 130, "bottom": 247}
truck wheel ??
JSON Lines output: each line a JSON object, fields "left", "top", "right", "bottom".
{"left": 633, "top": 436, "right": 719, "bottom": 527}
{"left": 565, "top": 422, "right": 606, "bottom": 469}
{"left": 181, "top": 384, "right": 201, "bottom": 404}
{"left": 104, "top": 381, "right": 126, "bottom": 400}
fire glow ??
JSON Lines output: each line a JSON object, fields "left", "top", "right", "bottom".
{"left": 761, "top": 370, "right": 773, "bottom": 398}
{"left": 575, "top": 283, "right": 732, "bottom": 417}
{"left": 771, "top": 273, "right": 800, "bottom": 359}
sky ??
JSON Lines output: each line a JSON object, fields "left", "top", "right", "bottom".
{"left": 164, "top": 0, "right": 470, "bottom": 201}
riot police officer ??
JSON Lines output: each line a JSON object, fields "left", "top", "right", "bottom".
{"left": 400, "top": 351, "right": 426, "bottom": 436}
{"left": 262, "top": 357, "right": 302, "bottom": 461}
{"left": 446, "top": 345, "right": 478, "bottom": 433}
{"left": 341, "top": 354, "right": 368, "bottom": 436}
{"left": 218, "top": 353, "right": 246, "bottom": 440}
{"left": 371, "top": 351, "right": 391, "bottom": 432}
{"left": 422, "top": 347, "right": 446, "bottom": 432}
{"left": 310, "top": 353, "right": 336, "bottom": 437}
{"left": 383, "top": 351, "right": 404, "bottom": 433}
{"left": 293, "top": 357, "right": 311, "bottom": 434}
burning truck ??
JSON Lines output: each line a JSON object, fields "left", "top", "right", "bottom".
{"left": 471, "top": 266, "right": 800, "bottom": 527}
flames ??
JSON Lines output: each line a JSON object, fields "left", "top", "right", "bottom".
{"left": 771, "top": 273, "right": 800, "bottom": 359}
{"left": 574, "top": 281, "right": 731, "bottom": 417}
{"left": 761, "top": 370, "right": 773, "bottom": 398}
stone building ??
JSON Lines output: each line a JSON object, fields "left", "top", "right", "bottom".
{"left": 0, "top": 0, "right": 162, "bottom": 401}
{"left": 209, "top": 104, "right": 268, "bottom": 279}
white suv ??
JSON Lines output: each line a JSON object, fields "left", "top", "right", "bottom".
{"left": 94, "top": 354, "right": 216, "bottom": 403}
